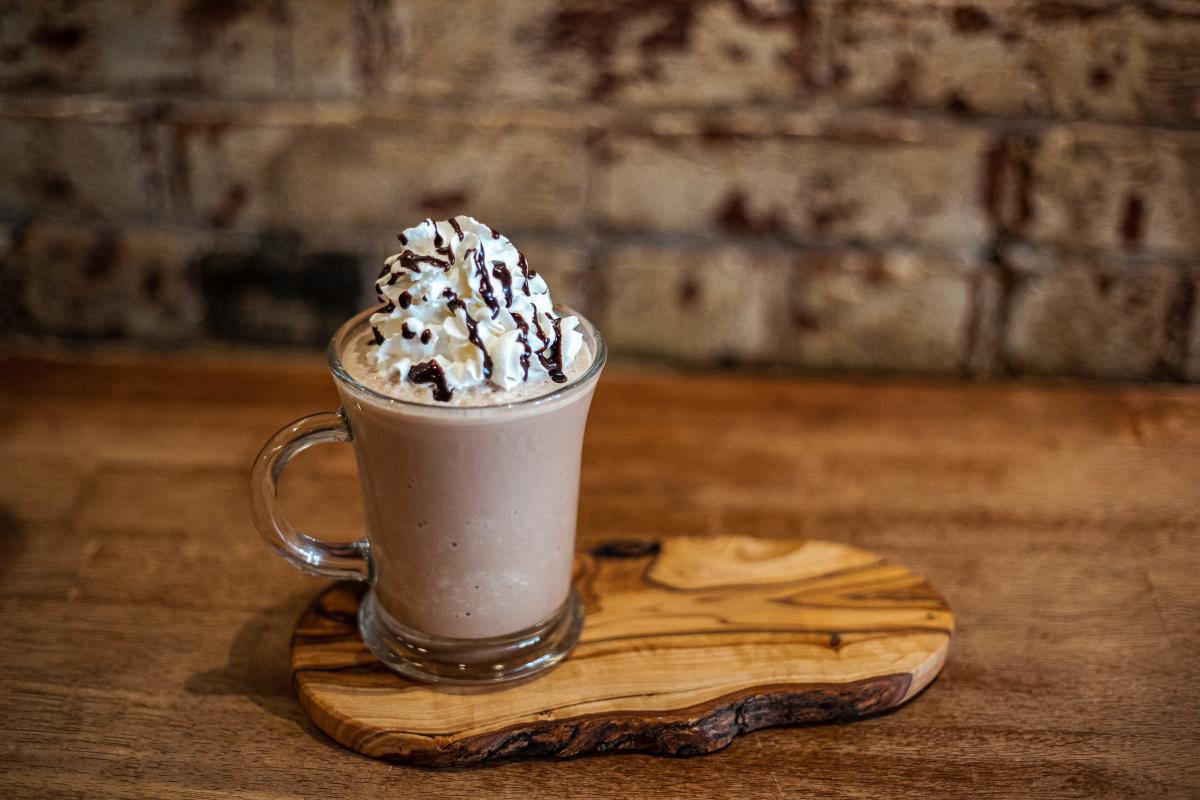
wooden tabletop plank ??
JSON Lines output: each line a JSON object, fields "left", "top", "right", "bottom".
{"left": 1, "top": 353, "right": 1198, "bottom": 798}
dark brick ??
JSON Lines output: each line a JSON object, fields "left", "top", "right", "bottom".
{"left": 197, "top": 235, "right": 362, "bottom": 346}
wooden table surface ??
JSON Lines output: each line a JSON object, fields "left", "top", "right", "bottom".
{"left": 1, "top": 351, "right": 1198, "bottom": 798}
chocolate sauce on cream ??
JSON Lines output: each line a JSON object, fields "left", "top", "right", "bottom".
{"left": 472, "top": 246, "right": 501, "bottom": 319}
{"left": 408, "top": 359, "right": 452, "bottom": 402}
{"left": 448, "top": 217, "right": 465, "bottom": 241}
{"left": 511, "top": 311, "right": 532, "bottom": 381}
{"left": 517, "top": 253, "right": 532, "bottom": 296}
{"left": 443, "top": 288, "right": 493, "bottom": 379}
{"left": 537, "top": 316, "right": 567, "bottom": 383}
{"left": 533, "top": 313, "right": 549, "bottom": 348}
{"left": 491, "top": 261, "right": 513, "bottom": 308}
{"left": 398, "top": 251, "right": 450, "bottom": 272}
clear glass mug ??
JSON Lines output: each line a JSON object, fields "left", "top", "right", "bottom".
{"left": 251, "top": 307, "right": 606, "bottom": 684}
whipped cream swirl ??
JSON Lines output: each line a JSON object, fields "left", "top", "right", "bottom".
{"left": 368, "top": 216, "right": 583, "bottom": 402}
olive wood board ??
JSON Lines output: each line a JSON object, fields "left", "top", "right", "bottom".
{"left": 291, "top": 535, "right": 954, "bottom": 765}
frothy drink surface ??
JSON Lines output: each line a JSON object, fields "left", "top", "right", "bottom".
{"left": 334, "top": 216, "right": 600, "bottom": 640}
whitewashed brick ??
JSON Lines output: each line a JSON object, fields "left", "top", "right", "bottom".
{"left": 1002, "top": 244, "right": 1183, "bottom": 380}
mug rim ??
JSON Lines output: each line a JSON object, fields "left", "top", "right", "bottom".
{"left": 327, "top": 305, "right": 607, "bottom": 412}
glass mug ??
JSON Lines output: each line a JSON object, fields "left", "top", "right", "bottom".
{"left": 251, "top": 307, "right": 606, "bottom": 684}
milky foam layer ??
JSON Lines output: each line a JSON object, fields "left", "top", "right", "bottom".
{"left": 367, "top": 216, "right": 583, "bottom": 403}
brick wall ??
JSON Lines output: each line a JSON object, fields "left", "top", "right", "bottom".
{"left": 1, "top": 0, "right": 1198, "bottom": 381}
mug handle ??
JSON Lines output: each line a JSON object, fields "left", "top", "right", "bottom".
{"left": 250, "top": 410, "right": 370, "bottom": 581}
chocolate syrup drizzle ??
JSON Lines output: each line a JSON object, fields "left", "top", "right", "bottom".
{"left": 516, "top": 253, "right": 532, "bottom": 296}
{"left": 472, "top": 246, "right": 501, "bottom": 319}
{"left": 401, "top": 322, "right": 416, "bottom": 340}
{"left": 398, "top": 290, "right": 412, "bottom": 309}
{"left": 409, "top": 360, "right": 452, "bottom": 402}
{"left": 491, "top": 261, "right": 513, "bottom": 307}
{"left": 398, "top": 251, "right": 450, "bottom": 272}
{"left": 510, "top": 311, "right": 532, "bottom": 381}
{"left": 448, "top": 217, "right": 465, "bottom": 240}
{"left": 536, "top": 315, "right": 567, "bottom": 383}
{"left": 397, "top": 232, "right": 408, "bottom": 245}
{"left": 442, "top": 288, "right": 493, "bottom": 379}
{"left": 420, "top": 328, "right": 432, "bottom": 344}
{"left": 426, "top": 219, "right": 456, "bottom": 264}
{"left": 533, "top": 313, "right": 549, "bottom": 348}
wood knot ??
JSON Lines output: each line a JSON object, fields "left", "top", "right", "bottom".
{"left": 590, "top": 539, "right": 662, "bottom": 559}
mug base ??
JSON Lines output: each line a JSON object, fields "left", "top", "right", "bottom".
{"left": 358, "top": 589, "right": 584, "bottom": 685}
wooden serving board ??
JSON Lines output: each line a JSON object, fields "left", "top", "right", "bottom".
{"left": 291, "top": 536, "right": 954, "bottom": 765}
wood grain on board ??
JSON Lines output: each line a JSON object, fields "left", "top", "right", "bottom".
{"left": 292, "top": 536, "right": 953, "bottom": 764}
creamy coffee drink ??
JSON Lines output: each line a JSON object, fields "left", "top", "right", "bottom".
{"left": 335, "top": 216, "right": 599, "bottom": 640}
{"left": 252, "top": 215, "right": 604, "bottom": 681}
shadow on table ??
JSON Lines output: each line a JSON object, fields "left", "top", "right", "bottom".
{"left": 184, "top": 588, "right": 345, "bottom": 754}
